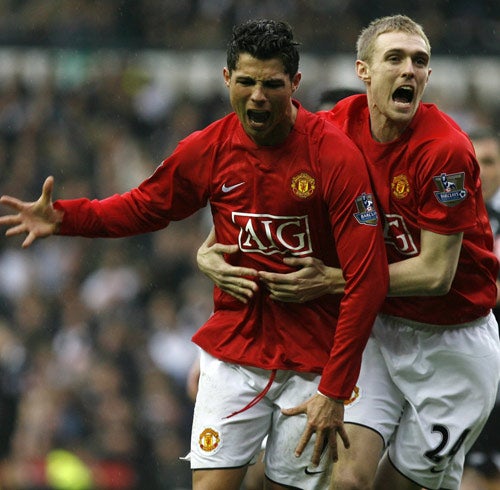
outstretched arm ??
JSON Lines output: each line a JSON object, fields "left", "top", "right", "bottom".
{"left": 197, "top": 227, "right": 259, "bottom": 303}
{"left": 258, "top": 229, "right": 463, "bottom": 300}
{"left": 0, "top": 176, "right": 63, "bottom": 248}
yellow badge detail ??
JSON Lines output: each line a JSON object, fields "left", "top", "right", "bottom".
{"left": 344, "top": 385, "right": 360, "bottom": 406}
{"left": 391, "top": 174, "right": 410, "bottom": 199}
{"left": 199, "top": 428, "right": 220, "bottom": 453}
{"left": 291, "top": 172, "right": 315, "bottom": 199}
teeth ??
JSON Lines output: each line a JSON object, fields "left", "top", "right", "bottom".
{"left": 393, "top": 86, "right": 414, "bottom": 103}
{"left": 248, "top": 110, "right": 269, "bottom": 123}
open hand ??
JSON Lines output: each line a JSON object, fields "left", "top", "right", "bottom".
{"left": 197, "top": 227, "right": 259, "bottom": 303}
{"left": 282, "top": 392, "right": 350, "bottom": 465}
{"left": 0, "top": 176, "right": 62, "bottom": 248}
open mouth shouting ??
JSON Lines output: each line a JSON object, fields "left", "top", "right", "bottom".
{"left": 392, "top": 85, "right": 415, "bottom": 107}
{"left": 247, "top": 109, "right": 271, "bottom": 126}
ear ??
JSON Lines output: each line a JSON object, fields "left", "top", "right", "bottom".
{"left": 425, "top": 67, "right": 432, "bottom": 85}
{"left": 291, "top": 72, "right": 301, "bottom": 93}
{"left": 356, "top": 60, "right": 370, "bottom": 83}
{"left": 223, "top": 67, "right": 230, "bottom": 87}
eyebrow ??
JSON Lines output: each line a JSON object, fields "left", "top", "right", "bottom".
{"left": 384, "top": 47, "right": 429, "bottom": 58}
{"left": 235, "top": 75, "right": 286, "bottom": 85}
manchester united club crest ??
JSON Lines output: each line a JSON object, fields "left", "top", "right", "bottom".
{"left": 391, "top": 174, "right": 410, "bottom": 199}
{"left": 291, "top": 172, "right": 315, "bottom": 199}
{"left": 433, "top": 172, "right": 467, "bottom": 207}
{"left": 199, "top": 427, "right": 221, "bottom": 454}
{"left": 353, "top": 193, "right": 378, "bottom": 226}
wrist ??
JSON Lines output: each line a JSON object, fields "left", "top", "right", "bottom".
{"left": 326, "top": 267, "right": 345, "bottom": 295}
{"left": 52, "top": 207, "right": 64, "bottom": 233}
{"left": 316, "top": 390, "right": 344, "bottom": 404}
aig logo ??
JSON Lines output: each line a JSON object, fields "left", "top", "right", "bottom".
{"left": 232, "top": 212, "right": 312, "bottom": 256}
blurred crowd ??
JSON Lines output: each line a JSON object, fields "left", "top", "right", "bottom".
{"left": 0, "top": 2, "right": 498, "bottom": 489}
{"left": 0, "top": 0, "right": 497, "bottom": 55}
{"left": 0, "top": 69, "right": 222, "bottom": 488}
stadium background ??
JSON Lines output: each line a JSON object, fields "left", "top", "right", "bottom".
{"left": 0, "top": 1, "right": 498, "bottom": 489}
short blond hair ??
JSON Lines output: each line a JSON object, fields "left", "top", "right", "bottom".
{"left": 356, "top": 15, "right": 431, "bottom": 62}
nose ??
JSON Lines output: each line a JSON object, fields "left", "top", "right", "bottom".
{"left": 251, "top": 83, "right": 267, "bottom": 103}
{"left": 401, "top": 58, "right": 416, "bottom": 78}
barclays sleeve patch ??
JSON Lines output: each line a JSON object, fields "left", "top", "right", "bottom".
{"left": 433, "top": 172, "right": 468, "bottom": 207}
{"left": 353, "top": 193, "right": 378, "bottom": 226}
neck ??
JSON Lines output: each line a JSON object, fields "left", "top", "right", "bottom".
{"left": 366, "top": 94, "right": 413, "bottom": 143}
{"left": 370, "top": 119, "right": 408, "bottom": 143}
{"left": 368, "top": 110, "right": 410, "bottom": 143}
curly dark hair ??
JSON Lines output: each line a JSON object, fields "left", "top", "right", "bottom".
{"left": 226, "top": 19, "right": 300, "bottom": 79}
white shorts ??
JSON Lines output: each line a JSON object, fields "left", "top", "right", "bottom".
{"left": 190, "top": 350, "right": 332, "bottom": 489}
{"left": 344, "top": 312, "right": 500, "bottom": 490}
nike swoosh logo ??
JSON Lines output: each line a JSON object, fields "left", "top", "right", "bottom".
{"left": 430, "top": 467, "right": 445, "bottom": 473}
{"left": 222, "top": 182, "right": 245, "bottom": 193}
{"left": 304, "top": 468, "right": 324, "bottom": 475}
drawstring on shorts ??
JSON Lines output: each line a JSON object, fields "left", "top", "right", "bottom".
{"left": 224, "top": 369, "right": 277, "bottom": 419}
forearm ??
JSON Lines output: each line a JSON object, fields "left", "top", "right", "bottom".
{"left": 387, "top": 231, "right": 463, "bottom": 297}
{"left": 386, "top": 258, "right": 451, "bottom": 296}
{"left": 54, "top": 195, "right": 167, "bottom": 237}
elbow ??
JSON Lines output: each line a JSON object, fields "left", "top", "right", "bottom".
{"left": 426, "top": 273, "right": 454, "bottom": 296}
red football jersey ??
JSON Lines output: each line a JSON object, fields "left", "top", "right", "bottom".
{"left": 324, "top": 94, "right": 498, "bottom": 324}
{"left": 54, "top": 101, "right": 388, "bottom": 399}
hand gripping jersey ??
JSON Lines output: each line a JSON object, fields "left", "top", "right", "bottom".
{"left": 323, "top": 94, "right": 498, "bottom": 325}
{"left": 54, "top": 101, "right": 388, "bottom": 399}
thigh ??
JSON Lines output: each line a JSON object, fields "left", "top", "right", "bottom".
{"left": 193, "top": 467, "right": 248, "bottom": 490}
{"left": 190, "top": 350, "right": 272, "bottom": 470}
{"left": 330, "top": 424, "right": 384, "bottom": 490}
{"left": 374, "top": 452, "right": 422, "bottom": 490}
{"left": 264, "top": 371, "right": 331, "bottom": 490}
